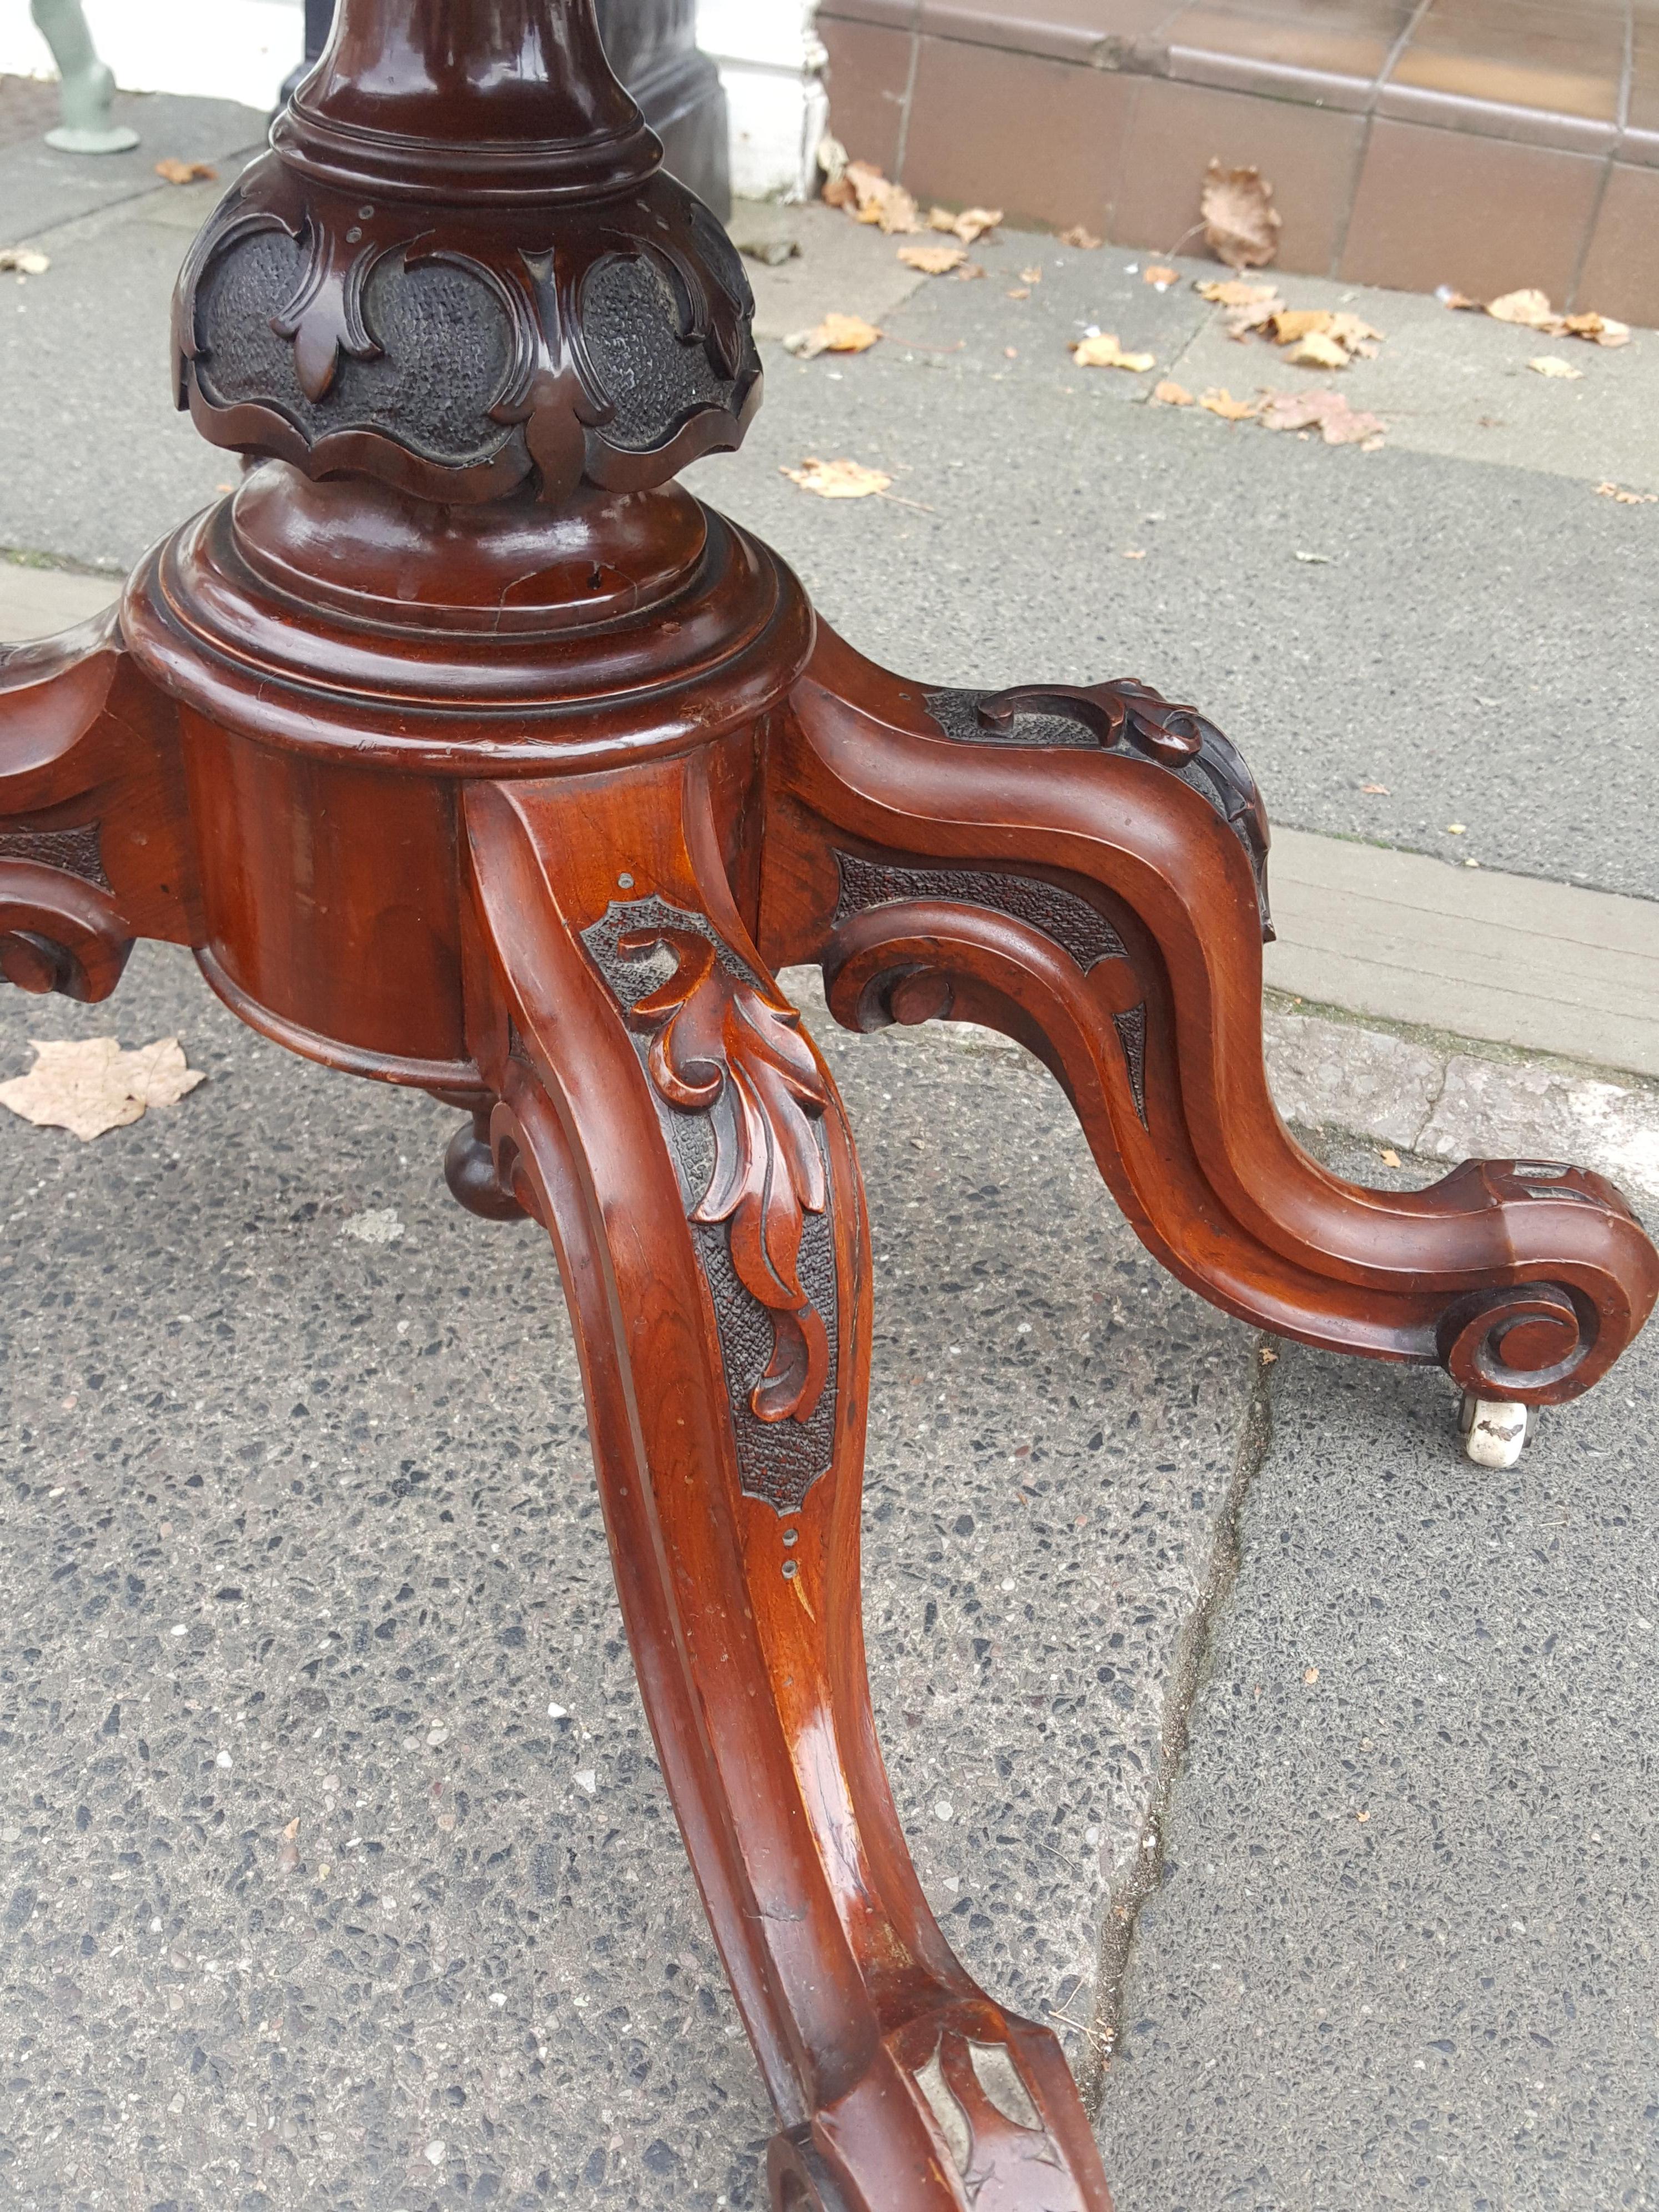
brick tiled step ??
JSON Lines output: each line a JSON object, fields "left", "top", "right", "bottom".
{"left": 818, "top": 0, "right": 1658, "bottom": 324}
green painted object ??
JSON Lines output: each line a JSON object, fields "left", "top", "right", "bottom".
{"left": 32, "top": 0, "right": 139, "bottom": 153}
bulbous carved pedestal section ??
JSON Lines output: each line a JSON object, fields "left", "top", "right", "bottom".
{"left": 173, "top": 145, "right": 758, "bottom": 505}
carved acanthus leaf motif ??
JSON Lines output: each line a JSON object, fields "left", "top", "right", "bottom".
{"left": 620, "top": 927, "right": 831, "bottom": 1425}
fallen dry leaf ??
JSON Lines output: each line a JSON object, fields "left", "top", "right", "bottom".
{"left": 781, "top": 457, "right": 892, "bottom": 500}
{"left": 1303, "top": 1667, "right": 1320, "bottom": 1685}
{"left": 1527, "top": 354, "right": 1582, "bottom": 379}
{"left": 1360, "top": 782, "right": 1390, "bottom": 793}
{"left": 898, "top": 242, "right": 967, "bottom": 275}
{"left": 1144, "top": 264, "right": 1179, "bottom": 286}
{"left": 1271, "top": 307, "right": 1379, "bottom": 346}
{"left": 929, "top": 204, "right": 1001, "bottom": 244}
{"left": 154, "top": 158, "right": 217, "bottom": 185}
{"left": 1122, "top": 548, "right": 1148, "bottom": 559}
{"left": 1258, "top": 387, "right": 1385, "bottom": 445}
{"left": 1198, "top": 387, "right": 1260, "bottom": 420}
{"left": 830, "top": 159, "right": 921, "bottom": 233}
{"left": 1006, "top": 287, "right": 1030, "bottom": 300}
{"left": 1436, "top": 286, "right": 1481, "bottom": 311}
{"left": 1070, "top": 333, "right": 1155, "bottom": 372}
{"left": 1379, "top": 1148, "right": 1401, "bottom": 1168}
{"left": 1286, "top": 330, "right": 1352, "bottom": 370}
{"left": 1478, "top": 289, "right": 1629, "bottom": 345}
{"left": 1486, "top": 286, "right": 1555, "bottom": 328}
{"left": 0, "top": 1037, "right": 204, "bottom": 1142}
{"left": 1019, "top": 265, "right": 1043, "bottom": 284}
{"left": 0, "top": 246, "right": 49, "bottom": 275}
{"left": 278, "top": 1818, "right": 302, "bottom": 1874}
{"left": 1596, "top": 480, "right": 1658, "bottom": 504}
{"left": 1560, "top": 310, "right": 1630, "bottom": 347}
{"left": 1201, "top": 160, "right": 1281, "bottom": 269}
{"left": 1153, "top": 379, "right": 1194, "bottom": 406}
{"left": 782, "top": 311, "right": 882, "bottom": 359}
{"left": 1058, "top": 224, "right": 1102, "bottom": 250}
{"left": 1195, "top": 278, "right": 1279, "bottom": 308}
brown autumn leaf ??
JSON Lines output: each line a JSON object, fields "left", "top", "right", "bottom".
{"left": 782, "top": 311, "right": 882, "bottom": 359}
{"left": 1596, "top": 480, "right": 1658, "bottom": 504}
{"left": 1006, "top": 287, "right": 1030, "bottom": 300}
{"left": 1195, "top": 278, "right": 1279, "bottom": 308}
{"left": 781, "top": 457, "right": 892, "bottom": 500}
{"left": 1200, "top": 160, "right": 1281, "bottom": 269}
{"left": 929, "top": 203, "right": 1002, "bottom": 244}
{"left": 1019, "top": 264, "right": 1043, "bottom": 284}
{"left": 1560, "top": 310, "right": 1631, "bottom": 347}
{"left": 1198, "top": 387, "right": 1260, "bottom": 420}
{"left": 1258, "top": 387, "right": 1385, "bottom": 446}
{"left": 1436, "top": 287, "right": 1481, "bottom": 311}
{"left": 1143, "top": 264, "right": 1179, "bottom": 286}
{"left": 834, "top": 159, "right": 921, "bottom": 234}
{"left": 154, "top": 158, "right": 217, "bottom": 184}
{"left": 1069, "top": 333, "right": 1155, "bottom": 372}
{"left": 1153, "top": 380, "right": 1194, "bottom": 406}
{"left": 0, "top": 1037, "right": 204, "bottom": 1142}
{"left": 1058, "top": 224, "right": 1102, "bottom": 249}
{"left": 898, "top": 242, "right": 967, "bottom": 275}
{"left": 1486, "top": 286, "right": 1557, "bottom": 328}
{"left": 1287, "top": 330, "right": 1351, "bottom": 370}
{"left": 1527, "top": 354, "right": 1582, "bottom": 379}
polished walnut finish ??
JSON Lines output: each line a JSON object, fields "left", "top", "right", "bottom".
{"left": 2, "top": 6, "right": 1655, "bottom": 2206}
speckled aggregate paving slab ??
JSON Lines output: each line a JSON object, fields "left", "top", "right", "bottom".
{"left": 1095, "top": 1142, "right": 1659, "bottom": 2212}
{"left": 0, "top": 943, "right": 1255, "bottom": 2209}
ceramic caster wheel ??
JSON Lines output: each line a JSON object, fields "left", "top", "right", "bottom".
{"left": 1460, "top": 1393, "right": 1533, "bottom": 1469}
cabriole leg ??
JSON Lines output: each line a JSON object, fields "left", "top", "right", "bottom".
{"left": 761, "top": 626, "right": 1658, "bottom": 1411}
{"left": 460, "top": 753, "right": 1115, "bottom": 2212}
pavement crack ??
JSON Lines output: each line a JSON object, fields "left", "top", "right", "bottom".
{"left": 1078, "top": 1338, "right": 1277, "bottom": 2114}
{"left": 1412, "top": 1049, "right": 1454, "bottom": 1153}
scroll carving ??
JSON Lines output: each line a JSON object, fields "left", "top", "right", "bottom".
{"left": 924, "top": 678, "right": 1274, "bottom": 939}
{"left": 0, "top": 857, "right": 132, "bottom": 1002}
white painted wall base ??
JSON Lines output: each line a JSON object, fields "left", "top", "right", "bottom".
{"left": 0, "top": 0, "right": 304, "bottom": 113}
{"left": 697, "top": 0, "right": 826, "bottom": 202}
{"left": 0, "top": 1, "right": 825, "bottom": 202}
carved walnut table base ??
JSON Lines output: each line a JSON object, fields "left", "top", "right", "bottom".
{"left": 3, "top": 6, "right": 1655, "bottom": 2206}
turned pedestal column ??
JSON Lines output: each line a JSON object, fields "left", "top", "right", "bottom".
{"left": 1, "top": 4, "right": 1653, "bottom": 2206}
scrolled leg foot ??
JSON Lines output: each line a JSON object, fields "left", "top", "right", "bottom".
{"left": 763, "top": 627, "right": 1658, "bottom": 1410}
